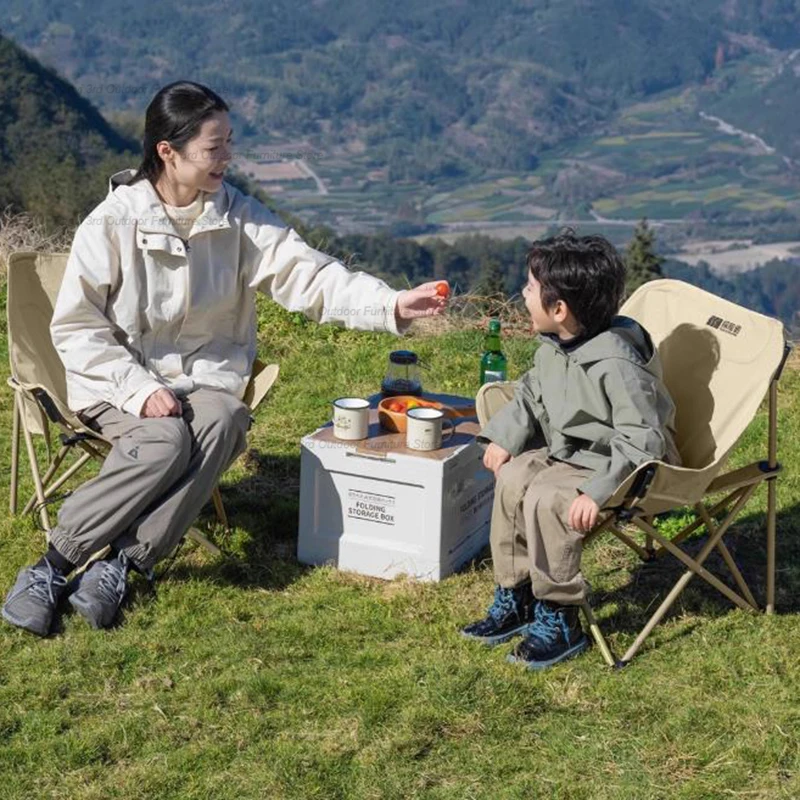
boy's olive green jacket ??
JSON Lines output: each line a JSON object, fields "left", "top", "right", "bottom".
{"left": 478, "top": 316, "right": 681, "bottom": 508}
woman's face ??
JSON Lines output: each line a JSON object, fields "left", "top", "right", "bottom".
{"left": 159, "top": 110, "right": 233, "bottom": 194}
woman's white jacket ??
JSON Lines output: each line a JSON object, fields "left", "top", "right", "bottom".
{"left": 51, "top": 169, "right": 405, "bottom": 416}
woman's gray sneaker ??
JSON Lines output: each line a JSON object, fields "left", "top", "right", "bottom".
{"left": 68, "top": 551, "right": 130, "bottom": 629}
{"left": 1, "top": 559, "right": 69, "bottom": 637}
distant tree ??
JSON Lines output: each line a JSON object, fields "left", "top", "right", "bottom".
{"left": 625, "top": 218, "right": 664, "bottom": 294}
{"left": 474, "top": 256, "right": 507, "bottom": 316}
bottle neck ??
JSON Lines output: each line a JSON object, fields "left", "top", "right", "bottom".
{"left": 484, "top": 333, "right": 502, "bottom": 352}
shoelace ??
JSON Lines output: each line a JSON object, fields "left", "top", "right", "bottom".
{"left": 487, "top": 586, "right": 517, "bottom": 622}
{"left": 525, "top": 603, "right": 564, "bottom": 648}
{"left": 28, "top": 559, "right": 68, "bottom": 606}
{"left": 95, "top": 554, "right": 130, "bottom": 606}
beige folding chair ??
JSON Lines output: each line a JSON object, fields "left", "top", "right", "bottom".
{"left": 7, "top": 250, "right": 279, "bottom": 556}
{"left": 477, "top": 278, "right": 791, "bottom": 667}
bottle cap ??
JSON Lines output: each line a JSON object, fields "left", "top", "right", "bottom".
{"left": 488, "top": 319, "right": 501, "bottom": 334}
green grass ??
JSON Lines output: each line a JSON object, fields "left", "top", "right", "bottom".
{"left": 1, "top": 296, "right": 798, "bottom": 799}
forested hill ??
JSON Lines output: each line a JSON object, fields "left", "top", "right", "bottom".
{"left": 2, "top": 22, "right": 798, "bottom": 334}
{"left": 0, "top": 33, "right": 137, "bottom": 230}
{"left": 3, "top": 1, "right": 800, "bottom": 180}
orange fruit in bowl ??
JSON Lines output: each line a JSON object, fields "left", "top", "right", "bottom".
{"left": 378, "top": 395, "right": 426, "bottom": 432}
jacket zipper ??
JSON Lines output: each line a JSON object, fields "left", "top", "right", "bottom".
{"left": 176, "top": 238, "right": 192, "bottom": 344}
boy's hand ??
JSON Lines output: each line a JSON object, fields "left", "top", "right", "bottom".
{"left": 568, "top": 493, "right": 600, "bottom": 533}
{"left": 484, "top": 442, "right": 512, "bottom": 477}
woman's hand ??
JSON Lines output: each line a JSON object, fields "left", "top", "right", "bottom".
{"left": 395, "top": 281, "right": 450, "bottom": 324}
{"left": 483, "top": 442, "right": 512, "bottom": 477}
{"left": 141, "top": 388, "right": 182, "bottom": 418}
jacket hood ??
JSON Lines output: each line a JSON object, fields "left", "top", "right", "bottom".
{"left": 105, "top": 168, "right": 234, "bottom": 237}
{"left": 540, "top": 316, "right": 656, "bottom": 369}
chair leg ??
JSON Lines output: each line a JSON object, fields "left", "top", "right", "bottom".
{"left": 211, "top": 486, "right": 230, "bottom": 531}
{"left": 767, "top": 377, "right": 779, "bottom": 614}
{"left": 622, "top": 487, "right": 758, "bottom": 663}
{"left": 10, "top": 392, "right": 21, "bottom": 514}
{"left": 696, "top": 504, "right": 758, "bottom": 609}
{"left": 767, "top": 477, "right": 777, "bottom": 614}
{"left": 580, "top": 601, "right": 621, "bottom": 669}
{"left": 186, "top": 527, "right": 222, "bottom": 557}
{"left": 21, "top": 445, "right": 74, "bottom": 515}
{"left": 20, "top": 411, "right": 51, "bottom": 532}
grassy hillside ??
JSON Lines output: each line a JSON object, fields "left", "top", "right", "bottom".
{"left": 0, "top": 277, "right": 798, "bottom": 797}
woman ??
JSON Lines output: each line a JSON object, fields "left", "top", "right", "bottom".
{"left": 2, "top": 81, "right": 447, "bottom": 636}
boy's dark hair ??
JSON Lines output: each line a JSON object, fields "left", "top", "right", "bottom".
{"left": 526, "top": 229, "right": 627, "bottom": 337}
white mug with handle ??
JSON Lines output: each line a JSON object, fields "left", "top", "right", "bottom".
{"left": 406, "top": 407, "right": 456, "bottom": 451}
{"left": 332, "top": 397, "right": 370, "bottom": 440}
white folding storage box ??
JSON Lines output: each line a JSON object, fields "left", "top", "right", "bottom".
{"left": 297, "top": 399, "right": 495, "bottom": 581}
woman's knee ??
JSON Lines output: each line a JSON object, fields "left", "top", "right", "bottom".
{"left": 127, "top": 416, "right": 192, "bottom": 471}
{"left": 207, "top": 395, "right": 250, "bottom": 439}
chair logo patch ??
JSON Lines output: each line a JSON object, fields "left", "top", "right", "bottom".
{"left": 706, "top": 316, "right": 741, "bottom": 336}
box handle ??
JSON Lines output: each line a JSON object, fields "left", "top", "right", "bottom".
{"left": 346, "top": 451, "right": 397, "bottom": 464}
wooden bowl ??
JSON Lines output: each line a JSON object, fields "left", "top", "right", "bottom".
{"left": 378, "top": 396, "right": 476, "bottom": 433}
{"left": 378, "top": 395, "right": 422, "bottom": 433}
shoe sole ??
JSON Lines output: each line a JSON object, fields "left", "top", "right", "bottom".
{"left": 507, "top": 635, "right": 590, "bottom": 670}
{"left": 1, "top": 606, "right": 49, "bottom": 637}
{"left": 460, "top": 621, "right": 530, "bottom": 647}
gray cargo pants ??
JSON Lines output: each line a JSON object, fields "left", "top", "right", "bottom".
{"left": 490, "top": 447, "right": 595, "bottom": 605}
{"left": 48, "top": 388, "right": 250, "bottom": 572}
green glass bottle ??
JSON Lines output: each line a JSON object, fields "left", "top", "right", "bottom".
{"left": 480, "top": 318, "right": 508, "bottom": 384}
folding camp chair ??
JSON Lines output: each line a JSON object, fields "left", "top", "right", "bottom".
{"left": 6, "top": 250, "right": 279, "bottom": 557}
{"left": 476, "top": 278, "right": 791, "bottom": 667}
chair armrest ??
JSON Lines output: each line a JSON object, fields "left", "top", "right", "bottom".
{"left": 243, "top": 359, "right": 280, "bottom": 412}
{"left": 475, "top": 380, "right": 518, "bottom": 426}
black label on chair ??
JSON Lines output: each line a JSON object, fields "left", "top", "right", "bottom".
{"left": 706, "top": 316, "right": 741, "bottom": 336}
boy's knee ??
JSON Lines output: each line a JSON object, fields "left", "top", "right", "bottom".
{"left": 495, "top": 460, "right": 532, "bottom": 503}
{"left": 523, "top": 480, "right": 572, "bottom": 520}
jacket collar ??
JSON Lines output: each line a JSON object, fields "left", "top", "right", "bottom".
{"left": 107, "top": 168, "right": 233, "bottom": 238}
{"left": 539, "top": 316, "right": 655, "bottom": 369}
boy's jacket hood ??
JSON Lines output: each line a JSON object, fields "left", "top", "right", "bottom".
{"left": 539, "top": 316, "right": 657, "bottom": 370}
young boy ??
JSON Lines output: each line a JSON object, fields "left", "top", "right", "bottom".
{"left": 463, "top": 231, "right": 681, "bottom": 669}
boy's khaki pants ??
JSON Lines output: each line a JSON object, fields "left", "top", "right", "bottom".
{"left": 490, "top": 447, "right": 594, "bottom": 605}
{"left": 48, "top": 388, "right": 250, "bottom": 572}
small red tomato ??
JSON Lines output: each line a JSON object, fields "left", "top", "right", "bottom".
{"left": 435, "top": 281, "right": 450, "bottom": 298}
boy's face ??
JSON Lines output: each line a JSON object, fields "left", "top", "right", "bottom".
{"left": 522, "top": 275, "right": 562, "bottom": 334}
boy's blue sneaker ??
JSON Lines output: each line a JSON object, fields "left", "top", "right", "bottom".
{"left": 460, "top": 583, "right": 534, "bottom": 645}
{"left": 68, "top": 551, "right": 130, "bottom": 629}
{"left": 507, "top": 600, "right": 589, "bottom": 670}
{"left": 1, "top": 559, "right": 70, "bottom": 637}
